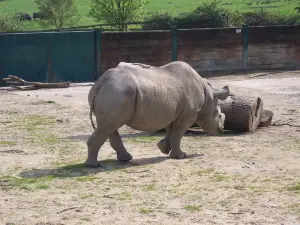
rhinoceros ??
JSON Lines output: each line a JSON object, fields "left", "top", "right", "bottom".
{"left": 86, "top": 61, "right": 230, "bottom": 167}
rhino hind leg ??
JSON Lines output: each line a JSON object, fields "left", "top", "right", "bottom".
{"left": 86, "top": 119, "right": 121, "bottom": 168}
{"left": 109, "top": 130, "right": 132, "bottom": 162}
{"left": 168, "top": 115, "right": 196, "bottom": 159}
{"left": 157, "top": 127, "right": 172, "bottom": 155}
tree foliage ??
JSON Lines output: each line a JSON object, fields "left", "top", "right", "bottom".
{"left": 143, "top": 1, "right": 299, "bottom": 30}
{"left": 88, "top": 0, "right": 151, "bottom": 31}
{"left": 34, "top": 0, "right": 79, "bottom": 29}
{"left": 0, "top": 5, "right": 25, "bottom": 32}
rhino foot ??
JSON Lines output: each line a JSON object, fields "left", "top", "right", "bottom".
{"left": 157, "top": 139, "right": 171, "bottom": 155}
{"left": 117, "top": 151, "right": 133, "bottom": 162}
{"left": 168, "top": 150, "right": 187, "bottom": 159}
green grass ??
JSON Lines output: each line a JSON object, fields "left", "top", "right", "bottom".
{"left": 0, "top": 175, "right": 55, "bottom": 191}
{"left": 76, "top": 176, "right": 99, "bottom": 182}
{"left": 139, "top": 207, "right": 154, "bottom": 214}
{"left": 0, "top": 141, "right": 17, "bottom": 146}
{"left": 287, "top": 183, "right": 300, "bottom": 192}
{"left": 183, "top": 205, "right": 201, "bottom": 212}
{"left": 1, "top": 0, "right": 299, "bottom": 30}
{"left": 144, "top": 183, "right": 155, "bottom": 191}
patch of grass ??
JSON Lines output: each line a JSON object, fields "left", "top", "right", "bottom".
{"left": 0, "top": 175, "right": 55, "bottom": 191}
{"left": 21, "top": 115, "right": 56, "bottom": 133}
{"left": 0, "top": 141, "right": 17, "bottom": 146}
{"left": 80, "top": 218, "right": 90, "bottom": 221}
{"left": 212, "top": 174, "right": 234, "bottom": 182}
{"left": 42, "top": 133, "right": 58, "bottom": 144}
{"left": 139, "top": 208, "right": 154, "bottom": 214}
{"left": 76, "top": 176, "right": 99, "bottom": 182}
{"left": 183, "top": 205, "right": 201, "bottom": 212}
{"left": 79, "top": 194, "right": 93, "bottom": 199}
{"left": 36, "top": 184, "right": 50, "bottom": 189}
{"left": 287, "top": 183, "right": 300, "bottom": 192}
{"left": 196, "top": 168, "right": 215, "bottom": 176}
{"left": 248, "top": 186, "right": 257, "bottom": 190}
{"left": 117, "top": 191, "right": 132, "bottom": 200}
{"left": 144, "top": 183, "right": 155, "bottom": 191}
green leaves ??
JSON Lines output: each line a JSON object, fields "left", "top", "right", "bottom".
{"left": 88, "top": 0, "right": 151, "bottom": 31}
{"left": 34, "top": 0, "right": 79, "bottom": 29}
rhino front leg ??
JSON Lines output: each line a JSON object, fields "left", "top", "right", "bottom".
{"left": 157, "top": 126, "right": 172, "bottom": 155}
{"left": 109, "top": 130, "right": 133, "bottom": 162}
{"left": 168, "top": 115, "right": 196, "bottom": 159}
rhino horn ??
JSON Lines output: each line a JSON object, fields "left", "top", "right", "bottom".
{"left": 213, "top": 86, "right": 230, "bottom": 101}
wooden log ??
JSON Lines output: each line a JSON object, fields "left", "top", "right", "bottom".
{"left": 218, "top": 95, "right": 264, "bottom": 132}
{"left": 3, "top": 75, "right": 70, "bottom": 89}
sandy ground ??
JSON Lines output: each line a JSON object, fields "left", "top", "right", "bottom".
{"left": 0, "top": 70, "right": 300, "bottom": 225}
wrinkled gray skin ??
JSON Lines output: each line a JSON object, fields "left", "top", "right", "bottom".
{"left": 86, "top": 61, "right": 230, "bottom": 168}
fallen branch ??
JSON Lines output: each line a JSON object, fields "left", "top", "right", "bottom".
{"left": 3, "top": 75, "right": 70, "bottom": 90}
{"left": 56, "top": 206, "right": 81, "bottom": 214}
{"left": 272, "top": 122, "right": 300, "bottom": 128}
{"left": 228, "top": 212, "right": 245, "bottom": 215}
{"left": 248, "top": 73, "right": 268, "bottom": 79}
{"left": 0, "top": 121, "right": 12, "bottom": 124}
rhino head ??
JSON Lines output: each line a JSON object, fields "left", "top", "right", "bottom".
{"left": 196, "top": 84, "right": 229, "bottom": 135}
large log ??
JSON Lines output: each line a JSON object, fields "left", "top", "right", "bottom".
{"left": 218, "top": 94, "right": 264, "bottom": 132}
{"left": 3, "top": 75, "right": 70, "bottom": 90}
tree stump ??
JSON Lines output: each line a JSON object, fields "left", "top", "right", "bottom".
{"left": 218, "top": 95, "right": 264, "bottom": 132}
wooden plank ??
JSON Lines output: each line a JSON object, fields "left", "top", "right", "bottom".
{"left": 177, "top": 42, "right": 243, "bottom": 50}
{"left": 102, "top": 55, "right": 171, "bottom": 63}
{"left": 248, "top": 62, "right": 300, "bottom": 70}
{"left": 248, "top": 43, "right": 298, "bottom": 50}
{"left": 177, "top": 38, "right": 243, "bottom": 45}
{"left": 185, "top": 58, "right": 243, "bottom": 70}
{"left": 101, "top": 31, "right": 172, "bottom": 41}
{"left": 102, "top": 39, "right": 172, "bottom": 48}
{"left": 101, "top": 47, "right": 172, "bottom": 56}
{"left": 248, "top": 47, "right": 298, "bottom": 58}
{"left": 248, "top": 56, "right": 299, "bottom": 65}
{"left": 178, "top": 47, "right": 243, "bottom": 60}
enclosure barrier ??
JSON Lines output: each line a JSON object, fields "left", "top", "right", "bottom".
{"left": 1, "top": 24, "right": 300, "bottom": 85}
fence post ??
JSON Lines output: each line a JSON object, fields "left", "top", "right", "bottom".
{"left": 242, "top": 24, "right": 249, "bottom": 70}
{"left": 94, "top": 28, "right": 102, "bottom": 81}
{"left": 171, "top": 26, "right": 178, "bottom": 61}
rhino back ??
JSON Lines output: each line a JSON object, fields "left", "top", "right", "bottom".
{"left": 123, "top": 63, "right": 206, "bottom": 131}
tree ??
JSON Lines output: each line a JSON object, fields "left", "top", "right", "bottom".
{"left": 0, "top": 5, "right": 25, "bottom": 32}
{"left": 34, "top": 0, "right": 79, "bottom": 29}
{"left": 88, "top": 0, "right": 151, "bottom": 31}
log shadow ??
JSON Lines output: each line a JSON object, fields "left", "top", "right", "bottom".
{"left": 18, "top": 153, "right": 202, "bottom": 179}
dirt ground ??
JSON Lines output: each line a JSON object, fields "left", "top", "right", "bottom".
{"left": 0, "top": 70, "right": 300, "bottom": 225}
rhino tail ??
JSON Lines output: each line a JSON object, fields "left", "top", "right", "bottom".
{"left": 89, "top": 82, "right": 102, "bottom": 130}
{"left": 90, "top": 106, "right": 96, "bottom": 130}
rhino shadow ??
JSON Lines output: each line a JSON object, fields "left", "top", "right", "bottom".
{"left": 68, "top": 129, "right": 242, "bottom": 142}
{"left": 18, "top": 153, "right": 203, "bottom": 179}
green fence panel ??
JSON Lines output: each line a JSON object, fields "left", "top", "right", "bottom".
{"left": 45, "top": 31, "right": 95, "bottom": 83}
{"left": 0, "top": 30, "right": 95, "bottom": 86}
{"left": 0, "top": 32, "right": 49, "bottom": 84}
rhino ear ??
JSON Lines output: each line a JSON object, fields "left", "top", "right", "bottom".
{"left": 213, "top": 86, "right": 230, "bottom": 101}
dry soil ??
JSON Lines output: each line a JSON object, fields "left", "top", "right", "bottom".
{"left": 0, "top": 70, "right": 300, "bottom": 225}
